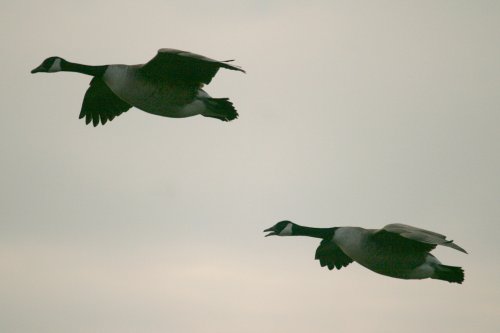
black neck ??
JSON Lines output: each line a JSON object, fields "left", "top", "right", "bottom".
{"left": 293, "top": 225, "right": 336, "bottom": 239}
{"left": 61, "top": 60, "right": 107, "bottom": 77}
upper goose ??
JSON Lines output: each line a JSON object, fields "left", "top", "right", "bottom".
{"left": 31, "top": 48, "right": 245, "bottom": 126}
{"left": 264, "top": 221, "right": 467, "bottom": 284}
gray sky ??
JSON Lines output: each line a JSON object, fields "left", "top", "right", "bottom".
{"left": 1, "top": 1, "right": 499, "bottom": 332}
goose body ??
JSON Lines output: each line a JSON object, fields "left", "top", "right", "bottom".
{"left": 101, "top": 64, "right": 206, "bottom": 118}
{"left": 264, "top": 221, "right": 467, "bottom": 283}
{"left": 31, "top": 48, "right": 245, "bottom": 126}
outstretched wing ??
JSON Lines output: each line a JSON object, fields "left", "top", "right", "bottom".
{"left": 80, "top": 77, "right": 132, "bottom": 126}
{"left": 140, "top": 48, "right": 245, "bottom": 85}
{"left": 315, "top": 239, "right": 353, "bottom": 270}
{"left": 375, "top": 223, "right": 467, "bottom": 254}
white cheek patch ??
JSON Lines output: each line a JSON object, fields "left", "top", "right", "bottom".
{"left": 49, "top": 58, "right": 62, "bottom": 72}
{"left": 279, "top": 223, "right": 293, "bottom": 236}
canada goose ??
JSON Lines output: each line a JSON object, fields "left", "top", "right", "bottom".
{"left": 264, "top": 221, "right": 467, "bottom": 284}
{"left": 31, "top": 48, "right": 245, "bottom": 126}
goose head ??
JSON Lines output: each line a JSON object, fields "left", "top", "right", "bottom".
{"left": 31, "top": 57, "right": 65, "bottom": 73}
{"left": 264, "top": 220, "right": 295, "bottom": 237}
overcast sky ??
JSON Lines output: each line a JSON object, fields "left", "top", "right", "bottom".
{"left": 1, "top": 1, "right": 499, "bottom": 332}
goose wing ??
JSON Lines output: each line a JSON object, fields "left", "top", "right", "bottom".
{"left": 375, "top": 223, "right": 467, "bottom": 254}
{"left": 315, "top": 239, "right": 353, "bottom": 270}
{"left": 140, "top": 48, "right": 245, "bottom": 85}
{"left": 80, "top": 77, "right": 131, "bottom": 126}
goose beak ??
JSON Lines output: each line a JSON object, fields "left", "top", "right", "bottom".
{"left": 264, "top": 226, "right": 277, "bottom": 237}
{"left": 31, "top": 65, "right": 44, "bottom": 74}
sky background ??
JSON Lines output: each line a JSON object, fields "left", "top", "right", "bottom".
{"left": 1, "top": 1, "right": 499, "bottom": 332}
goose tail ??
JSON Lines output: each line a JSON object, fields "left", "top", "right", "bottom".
{"left": 432, "top": 264, "right": 465, "bottom": 284}
{"left": 202, "top": 98, "right": 239, "bottom": 121}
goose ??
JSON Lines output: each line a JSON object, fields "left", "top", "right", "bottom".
{"left": 31, "top": 48, "right": 245, "bottom": 126}
{"left": 264, "top": 221, "right": 467, "bottom": 284}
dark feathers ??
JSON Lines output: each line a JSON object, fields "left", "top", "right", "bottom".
{"left": 80, "top": 77, "right": 131, "bottom": 126}
{"left": 376, "top": 223, "right": 468, "bottom": 254}
{"left": 141, "top": 48, "right": 245, "bottom": 86}
{"left": 315, "top": 239, "right": 353, "bottom": 270}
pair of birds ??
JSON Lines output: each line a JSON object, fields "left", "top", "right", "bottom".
{"left": 32, "top": 49, "right": 467, "bottom": 283}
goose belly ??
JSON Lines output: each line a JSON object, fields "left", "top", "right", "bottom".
{"left": 353, "top": 249, "right": 432, "bottom": 280}
{"left": 334, "top": 228, "right": 431, "bottom": 279}
{"left": 124, "top": 85, "right": 204, "bottom": 118}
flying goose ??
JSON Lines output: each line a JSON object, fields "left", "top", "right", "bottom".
{"left": 264, "top": 221, "right": 467, "bottom": 283}
{"left": 31, "top": 48, "right": 245, "bottom": 126}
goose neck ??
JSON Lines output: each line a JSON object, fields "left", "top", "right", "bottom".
{"left": 62, "top": 60, "right": 107, "bottom": 77}
{"left": 293, "top": 225, "right": 335, "bottom": 239}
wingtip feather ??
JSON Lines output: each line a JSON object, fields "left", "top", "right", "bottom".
{"left": 445, "top": 240, "right": 468, "bottom": 254}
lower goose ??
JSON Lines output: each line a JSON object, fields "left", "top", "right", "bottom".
{"left": 264, "top": 221, "right": 467, "bottom": 283}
